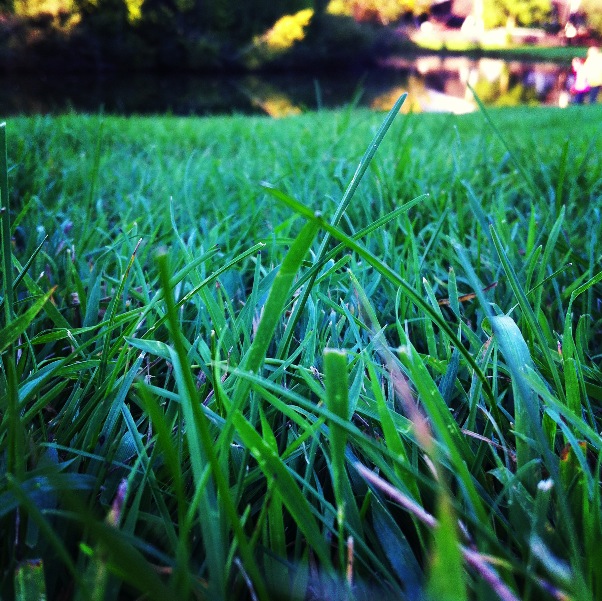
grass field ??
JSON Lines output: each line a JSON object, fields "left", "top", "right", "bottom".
{"left": 1, "top": 100, "right": 602, "bottom": 600}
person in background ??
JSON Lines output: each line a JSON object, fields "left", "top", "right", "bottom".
{"left": 584, "top": 46, "right": 602, "bottom": 103}
{"left": 570, "top": 57, "right": 590, "bottom": 104}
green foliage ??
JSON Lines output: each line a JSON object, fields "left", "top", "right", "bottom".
{"left": 1, "top": 102, "right": 602, "bottom": 600}
{"left": 328, "top": 0, "right": 429, "bottom": 22}
{"left": 483, "top": 0, "right": 552, "bottom": 28}
{"left": 581, "top": 0, "right": 602, "bottom": 38}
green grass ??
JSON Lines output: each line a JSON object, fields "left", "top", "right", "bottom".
{"left": 1, "top": 101, "right": 602, "bottom": 600}
{"left": 410, "top": 39, "right": 589, "bottom": 63}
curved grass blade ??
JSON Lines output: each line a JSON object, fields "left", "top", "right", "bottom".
{"left": 489, "top": 315, "right": 540, "bottom": 479}
{"left": 0, "top": 235, "right": 48, "bottom": 314}
{"left": 288, "top": 193, "right": 428, "bottom": 305}
{"left": 0, "top": 288, "right": 55, "bottom": 355}
{"left": 490, "top": 225, "right": 565, "bottom": 404}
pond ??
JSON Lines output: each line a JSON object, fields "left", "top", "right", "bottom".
{"left": 1, "top": 55, "right": 574, "bottom": 117}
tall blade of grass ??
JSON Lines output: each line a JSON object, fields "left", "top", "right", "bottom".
{"left": 135, "top": 383, "right": 188, "bottom": 583}
{"left": 234, "top": 219, "right": 319, "bottom": 403}
{"left": 562, "top": 270, "right": 602, "bottom": 428}
{"left": 0, "top": 123, "right": 27, "bottom": 496}
{"left": 323, "top": 348, "right": 361, "bottom": 570}
{"left": 532, "top": 206, "right": 565, "bottom": 322}
{"left": 10, "top": 235, "right": 47, "bottom": 292}
{"left": 0, "top": 122, "right": 13, "bottom": 325}
{"left": 489, "top": 225, "right": 565, "bottom": 408}
{"left": 83, "top": 121, "right": 104, "bottom": 244}
{"left": 364, "top": 357, "right": 421, "bottom": 502}
{"left": 555, "top": 138, "right": 569, "bottom": 214}
{"left": 275, "top": 93, "right": 407, "bottom": 359}
{"left": 396, "top": 330, "right": 488, "bottom": 525}
{"left": 255, "top": 407, "right": 289, "bottom": 594}
{"left": 156, "top": 250, "right": 268, "bottom": 601}
{"left": 0, "top": 235, "right": 48, "bottom": 315}
{"left": 212, "top": 220, "right": 320, "bottom": 570}
{"left": 426, "top": 489, "right": 467, "bottom": 601}
{"left": 462, "top": 182, "right": 493, "bottom": 249}
{"left": 489, "top": 315, "right": 539, "bottom": 480}
{"left": 563, "top": 270, "right": 602, "bottom": 361}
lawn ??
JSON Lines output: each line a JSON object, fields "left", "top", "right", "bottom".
{"left": 1, "top": 101, "right": 602, "bottom": 600}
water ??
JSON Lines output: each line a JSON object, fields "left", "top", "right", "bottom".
{"left": 0, "top": 56, "right": 572, "bottom": 117}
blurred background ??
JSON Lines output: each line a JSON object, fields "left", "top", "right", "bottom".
{"left": 1, "top": 0, "right": 601, "bottom": 115}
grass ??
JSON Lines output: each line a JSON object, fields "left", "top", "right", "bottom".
{"left": 1, "top": 100, "right": 602, "bottom": 600}
{"left": 408, "top": 38, "right": 589, "bottom": 63}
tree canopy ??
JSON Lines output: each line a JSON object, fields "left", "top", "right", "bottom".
{"left": 483, "top": 0, "right": 553, "bottom": 29}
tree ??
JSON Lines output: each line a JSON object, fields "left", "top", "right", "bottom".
{"left": 483, "top": 0, "right": 552, "bottom": 29}
{"left": 581, "top": 0, "right": 602, "bottom": 38}
{"left": 328, "top": 0, "right": 425, "bottom": 24}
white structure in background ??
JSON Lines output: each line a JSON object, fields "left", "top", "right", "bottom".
{"left": 461, "top": 0, "right": 484, "bottom": 41}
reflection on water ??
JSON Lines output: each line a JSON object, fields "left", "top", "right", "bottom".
{"left": 373, "top": 56, "right": 565, "bottom": 113}
{"left": 0, "top": 57, "right": 571, "bottom": 117}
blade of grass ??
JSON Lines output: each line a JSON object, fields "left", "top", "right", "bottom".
{"left": 364, "top": 356, "right": 421, "bottom": 502}
{"left": 0, "top": 235, "right": 48, "bottom": 314}
{"left": 489, "top": 315, "right": 540, "bottom": 481}
{"left": 0, "top": 123, "right": 26, "bottom": 491}
{"left": 426, "top": 488, "right": 468, "bottom": 601}
{"left": 323, "top": 348, "right": 362, "bottom": 570}
{"left": 1, "top": 122, "right": 13, "bottom": 325}
{"left": 14, "top": 559, "right": 47, "bottom": 601}
{"left": 489, "top": 224, "right": 565, "bottom": 407}
{"left": 98, "top": 238, "right": 142, "bottom": 383}
{"left": 0, "top": 288, "right": 55, "bottom": 355}
{"left": 234, "top": 219, "right": 320, "bottom": 403}
{"left": 467, "top": 85, "right": 539, "bottom": 200}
